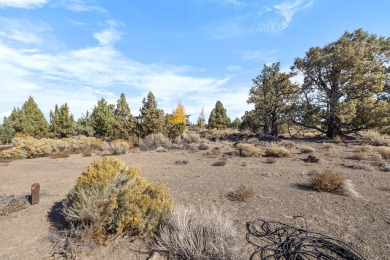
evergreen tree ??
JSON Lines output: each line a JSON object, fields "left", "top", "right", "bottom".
{"left": 196, "top": 108, "right": 206, "bottom": 129}
{"left": 0, "top": 117, "right": 15, "bottom": 144}
{"left": 248, "top": 62, "right": 300, "bottom": 137}
{"left": 139, "top": 92, "right": 165, "bottom": 137}
{"left": 240, "top": 110, "right": 263, "bottom": 132}
{"left": 208, "top": 101, "right": 231, "bottom": 130}
{"left": 21, "top": 96, "right": 48, "bottom": 138}
{"left": 91, "top": 98, "right": 115, "bottom": 138}
{"left": 50, "top": 103, "right": 76, "bottom": 138}
{"left": 76, "top": 111, "right": 95, "bottom": 137}
{"left": 293, "top": 29, "right": 390, "bottom": 137}
{"left": 114, "top": 93, "right": 137, "bottom": 140}
{"left": 230, "top": 117, "right": 241, "bottom": 130}
{"left": 8, "top": 107, "right": 26, "bottom": 134}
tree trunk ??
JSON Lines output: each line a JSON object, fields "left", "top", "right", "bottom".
{"left": 326, "top": 114, "right": 342, "bottom": 137}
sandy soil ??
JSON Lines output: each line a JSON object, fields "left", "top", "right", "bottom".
{"left": 0, "top": 139, "right": 389, "bottom": 259}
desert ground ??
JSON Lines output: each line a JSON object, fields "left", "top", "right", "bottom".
{"left": 0, "top": 138, "right": 389, "bottom": 259}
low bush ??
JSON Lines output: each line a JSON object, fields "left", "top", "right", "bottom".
{"left": 150, "top": 204, "right": 240, "bottom": 259}
{"left": 62, "top": 157, "right": 173, "bottom": 243}
{"left": 354, "top": 145, "right": 373, "bottom": 153}
{"left": 233, "top": 185, "right": 254, "bottom": 202}
{"left": 265, "top": 158, "right": 277, "bottom": 164}
{"left": 109, "top": 139, "right": 132, "bottom": 155}
{"left": 300, "top": 146, "right": 315, "bottom": 154}
{"left": 212, "top": 160, "right": 227, "bottom": 166}
{"left": 347, "top": 152, "right": 367, "bottom": 161}
{"left": 265, "top": 146, "right": 291, "bottom": 157}
{"left": 279, "top": 140, "right": 295, "bottom": 148}
{"left": 362, "top": 130, "right": 390, "bottom": 146}
{"left": 310, "top": 171, "right": 345, "bottom": 193}
{"left": 198, "top": 142, "right": 209, "bottom": 150}
{"left": 342, "top": 162, "right": 374, "bottom": 171}
{"left": 376, "top": 147, "right": 390, "bottom": 159}
{"left": 50, "top": 151, "right": 71, "bottom": 159}
{"left": 156, "top": 147, "right": 168, "bottom": 152}
{"left": 236, "top": 143, "right": 261, "bottom": 157}
{"left": 140, "top": 133, "right": 171, "bottom": 150}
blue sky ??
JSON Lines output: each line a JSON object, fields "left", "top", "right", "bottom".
{"left": 1, "top": 0, "right": 390, "bottom": 123}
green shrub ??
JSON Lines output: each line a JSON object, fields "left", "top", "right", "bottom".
{"left": 109, "top": 139, "right": 131, "bottom": 155}
{"left": 236, "top": 143, "right": 261, "bottom": 157}
{"left": 62, "top": 157, "right": 173, "bottom": 242}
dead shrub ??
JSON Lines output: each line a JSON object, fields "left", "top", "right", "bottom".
{"left": 300, "top": 146, "right": 315, "bottom": 154}
{"left": 233, "top": 185, "right": 254, "bottom": 202}
{"left": 50, "top": 151, "right": 71, "bottom": 159}
{"left": 265, "top": 146, "right": 291, "bottom": 157}
{"left": 81, "top": 147, "right": 93, "bottom": 157}
{"left": 347, "top": 152, "right": 367, "bottom": 161}
{"left": 207, "top": 147, "right": 222, "bottom": 158}
{"left": 279, "top": 140, "right": 295, "bottom": 148}
{"left": 265, "top": 158, "right": 277, "bottom": 164}
{"left": 151, "top": 204, "right": 240, "bottom": 259}
{"left": 198, "top": 143, "right": 209, "bottom": 150}
{"left": 354, "top": 145, "right": 373, "bottom": 153}
{"left": 236, "top": 143, "right": 261, "bottom": 157}
{"left": 322, "top": 143, "right": 335, "bottom": 150}
{"left": 310, "top": 171, "right": 345, "bottom": 193}
{"left": 376, "top": 147, "right": 390, "bottom": 159}
{"left": 0, "top": 195, "right": 29, "bottom": 216}
{"left": 342, "top": 162, "right": 374, "bottom": 171}
{"left": 212, "top": 160, "right": 226, "bottom": 166}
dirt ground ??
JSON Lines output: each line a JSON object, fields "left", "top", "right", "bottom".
{"left": 0, "top": 139, "right": 389, "bottom": 259}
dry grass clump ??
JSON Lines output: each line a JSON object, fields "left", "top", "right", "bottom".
{"left": 265, "top": 146, "right": 291, "bottom": 157}
{"left": 212, "top": 160, "right": 227, "bottom": 166}
{"left": 139, "top": 133, "right": 171, "bottom": 150}
{"left": 342, "top": 162, "right": 374, "bottom": 171}
{"left": 0, "top": 195, "right": 29, "bottom": 216}
{"left": 361, "top": 130, "right": 390, "bottom": 146}
{"left": 279, "top": 140, "right": 296, "bottom": 148}
{"left": 347, "top": 152, "right": 367, "bottom": 161}
{"left": 151, "top": 204, "right": 240, "bottom": 260}
{"left": 233, "top": 185, "right": 254, "bottom": 202}
{"left": 50, "top": 151, "right": 71, "bottom": 159}
{"left": 156, "top": 147, "right": 168, "bottom": 152}
{"left": 207, "top": 147, "right": 222, "bottom": 158}
{"left": 80, "top": 147, "right": 93, "bottom": 157}
{"left": 236, "top": 143, "right": 261, "bottom": 157}
{"left": 180, "top": 131, "right": 201, "bottom": 144}
{"left": 376, "top": 147, "right": 390, "bottom": 159}
{"left": 198, "top": 142, "right": 209, "bottom": 150}
{"left": 62, "top": 157, "right": 173, "bottom": 243}
{"left": 322, "top": 143, "right": 336, "bottom": 150}
{"left": 354, "top": 145, "right": 373, "bottom": 153}
{"left": 300, "top": 146, "right": 315, "bottom": 154}
{"left": 109, "top": 139, "right": 132, "bottom": 155}
{"left": 310, "top": 171, "right": 345, "bottom": 193}
{"left": 265, "top": 158, "right": 277, "bottom": 164}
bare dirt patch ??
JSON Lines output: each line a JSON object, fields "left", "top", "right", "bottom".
{"left": 1, "top": 139, "right": 389, "bottom": 259}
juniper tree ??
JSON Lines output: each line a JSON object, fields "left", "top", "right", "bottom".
{"left": 91, "top": 98, "right": 115, "bottom": 138}
{"left": 49, "top": 103, "right": 76, "bottom": 138}
{"left": 21, "top": 96, "right": 48, "bottom": 138}
{"left": 248, "top": 62, "right": 300, "bottom": 137}
{"left": 240, "top": 110, "right": 264, "bottom": 133}
{"left": 0, "top": 117, "right": 15, "bottom": 144}
{"left": 208, "top": 101, "right": 231, "bottom": 130}
{"left": 293, "top": 29, "right": 390, "bottom": 137}
{"left": 76, "top": 111, "right": 95, "bottom": 137}
{"left": 139, "top": 92, "right": 165, "bottom": 137}
{"left": 114, "top": 93, "right": 137, "bottom": 140}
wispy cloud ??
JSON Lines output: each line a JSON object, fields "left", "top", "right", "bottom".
{"left": 0, "top": 0, "right": 48, "bottom": 8}
{"left": 57, "top": 0, "right": 107, "bottom": 14}
{"left": 210, "top": 0, "right": 314, "bottom": 38}
{"left": 93, "top": 20, "right": 122, "bottom": 46}
{"left": 241, "top": 49, "right": 277, "bottom": 61}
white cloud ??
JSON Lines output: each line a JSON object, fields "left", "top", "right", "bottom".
{"left": 226, "top": 65, "right": 242, "bottom": 72}
{"left": 0, "top": 0, "right": 48, "bottom": 8}
{"left": 0, "top": 17, "right": 50, "bottom": 44}
{"left": 241, "top": 49, "right": 277, "bottom": 61}
{"left": 93, "top": 25, "right": 122, "bottom": 46}
{"left": 211, "top": 0, "right": 314, "bottom": 38}
{"left": 59, "top": 0, "right": 107, "bottom": 14}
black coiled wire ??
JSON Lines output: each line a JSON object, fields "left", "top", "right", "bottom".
{"left": 246, "top": 217, "right": 366, "bottom": 260}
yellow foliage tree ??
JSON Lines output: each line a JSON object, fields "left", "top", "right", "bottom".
{"left": 170, "top": 102, "right": 186, "bottom": 124}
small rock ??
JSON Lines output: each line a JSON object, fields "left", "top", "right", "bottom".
{"left": 307, "top": 155, "right": 319, "bottom": 163}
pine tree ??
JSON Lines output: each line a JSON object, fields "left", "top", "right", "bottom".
{"left": 50, "top": 103, "right": 76, "bottom": 138}
{"left": 21, "top": 96, "right": 48, "bottom": 138}
{"left": 76, "top": 111, "right": 95, "bottom": 136}
{"left": 114, "top": 93, "right": 137, "bottom": 140}
{"left": 0, "top": 117, "right": 15, "bottom": 144}
{"left": 91, "top": 98, "right": 115, "bottom": 138}
{"left": 8, "top": 107, "right": 26, "bottom": 134}
{"left": 196, "top": 108, "right": 206, "bottom": 129}
{"left": 208, "top": 101, "right": 231, "bottom": 130}
{"left": 139, "top": 92, "right": 165, "bottom": 137}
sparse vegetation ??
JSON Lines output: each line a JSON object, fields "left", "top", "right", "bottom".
{"left": 109, "top": 139, "right": 131, "bottom": 155}
{"left": 362, "top": 131, "right": 390, "bottom": 146}
{"left": 50, "top": 151, "right": 71, "bottom": 159}
{"left": 347, "top": 152, "right": 367, "bottom": 161}
{"left": 151, "top": 204, "right": 240, "bottom": 259}
{"left": 376, "top": 147, "right": 390, "bottom": 159}
{"left": 300, "top": 146, "right": 315, "bottom": 153}
{"left": 342, "top": 162, "right": 374, "bottom": 171}
{"left": 354, "top": 145, "right": 373, "bottom": 153}
{"left": 212, "top": 160, "right": 227, "bottom": 166}
{"left": 236, "top": 143, "right": 261, "bottom": 157}
{"left": 0, "top": 195, "right": 29, "bottom": 216}
{"left": 265, "top": 158, "right": 277, "bottom": 164}
{"left": 62, "top": 157, "right": 173, "bottom": 243}
{"left": 233, "top": 185, "right": 254, "bottom": 202}
{"left": 310, "top": 171, "right": 346, "bottom": 193}
{"left": 265, "top": 146, "right": 291, "bottom": 157}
